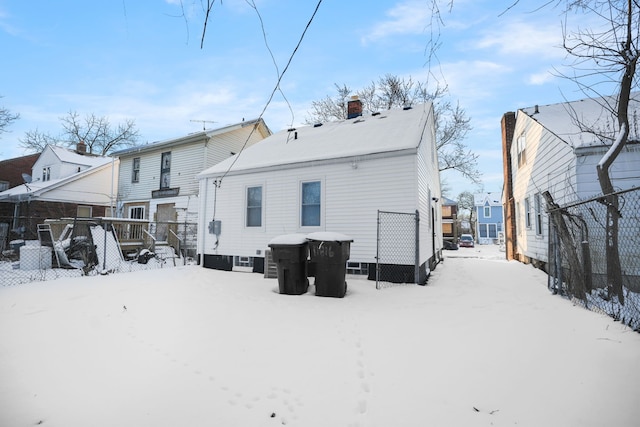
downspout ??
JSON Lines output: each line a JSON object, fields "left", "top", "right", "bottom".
{"left": 198, "top": 176, "right": 208, "bottom": 267}
{"left": 197, "top": 138, "right": 209, "bottom": 266}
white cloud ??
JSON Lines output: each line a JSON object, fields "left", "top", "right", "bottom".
{"left": 528, "top": 70, "right": 555, "bottom": 85}
{"left": 473, "top": 20, "right": 564, "bottom": 59}
{"left": 361, "top": 0, "right": 429, "bottom": 44}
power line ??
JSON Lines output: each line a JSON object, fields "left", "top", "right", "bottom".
{"left": 215, "top": 0, "right": 324, "bottom": 185}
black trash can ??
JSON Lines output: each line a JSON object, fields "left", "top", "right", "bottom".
{"left": 306, "top": 232, "right": 353, "bottom": 298}
{"left": 268, "top": 234, "right": 309, "bottom": 295}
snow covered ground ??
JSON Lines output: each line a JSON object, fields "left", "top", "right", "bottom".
{"left": 1, "top": 244, "right": 639, "bottom": 427}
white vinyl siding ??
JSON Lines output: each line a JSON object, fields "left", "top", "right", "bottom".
{"left": 201, "top": 153, "right": 420, "bottom": 262}
{"left": 40, "top": 162, "right": 118, "bottom": 206}
{"left": 511, "top": 112, "right": 575, "bottom": 262}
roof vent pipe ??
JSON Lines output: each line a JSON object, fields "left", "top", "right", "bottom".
{"left": 295, "top": 131, "right": 298, "bottom": 140}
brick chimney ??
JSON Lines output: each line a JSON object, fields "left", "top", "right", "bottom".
{"left": 347, "top": 96, "right": 363, "bottom": 119}
{"left": 76, "top": 140, "right": 86, "bottom": 155}
{"left": 501, "top": 112, "right": 517, "bottom": 261}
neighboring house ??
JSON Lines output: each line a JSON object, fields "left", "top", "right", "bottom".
{"left": 0, "top": 143, "right": 118, "bottom": 241}
{"left": 441, "top": 197, "right": 458, "bottom": 244}
{"left": 0, "top": 153, "right": 40, "bottom": 192}
{"left": 196, "top": 102, "right": 443, "bottom": 283}
{"left": 112, "top": 119, "right": 271, "bottom": 245}
{"left": 0, "top": 153, "right": 40, "bottom": 250}
{"left": 501, "top": 94, "right": 640, "bottom": 265}
{"left": 474, "top": 192, "right": 503, "bottom": 245}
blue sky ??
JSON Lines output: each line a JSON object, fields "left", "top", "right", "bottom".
{"left": 0, "top": 0, "right": 613, "bottom": 198}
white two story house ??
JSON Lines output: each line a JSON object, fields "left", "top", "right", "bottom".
{"left": 112, "top": 119, "right": 271, "bottom": 246}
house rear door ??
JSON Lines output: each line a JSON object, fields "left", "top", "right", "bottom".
{"left": 156, "top": 203, "right": 175, "bottom": 242}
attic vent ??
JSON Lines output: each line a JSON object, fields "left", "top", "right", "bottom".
{"left": 371, "top": 112, "right": 381, "bottom": 116}
{"left": 402, "top": 105, "right": 413, "bottom": 111}
{"left": 353, "top": 119, "right": 365, "bottom": 124}
{"left": 313, "top": 123, "right": 323, "bottom": 127}
{"left": 287, "top": 128, "right": 296, "bottom": 132}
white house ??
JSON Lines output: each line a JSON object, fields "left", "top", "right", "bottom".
{"left": 502, "top": 94, "right": 640, "bottom": 265}
{"left": 196, "top": 102, "right": 443, "bottom": 283}
{"left": 0, "top": 143, "right": 118, "bottom": 216}
{"left": 112, "top": 119, "right": 271, "bottom": 242}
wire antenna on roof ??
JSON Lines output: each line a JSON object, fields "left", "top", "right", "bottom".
{"left": 190, "top": 120, "right": 217, "bottom": 130}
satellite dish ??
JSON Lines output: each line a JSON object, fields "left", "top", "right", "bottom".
{"left": 22, "top": 173, "right": 32, "bottom": 183}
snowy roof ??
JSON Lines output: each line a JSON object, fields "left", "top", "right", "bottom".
{"left": 519, "top": 94, "right": 640, "bottom": 148}
{"left": 441, "top": 197, "right": 457, "bottom": 206}
{"left": 112, "top": 118, "right": 270, "bottom": 157}
{"left": 49, "top": 145, "right": 112, "bottom": 168}
{"left": 198, "top": 104, "right": 433, "bottom": 177}
{"left": 0, "top": 158, "right": 113, "bottom": 200}
{"left": 474, "top": 192, "right": 502, "bottom": 206}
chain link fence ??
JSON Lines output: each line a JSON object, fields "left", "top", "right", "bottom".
{"left": 376, "top": 210, "right": 419, "bottom": 289}
{"left": 547, "top": 187, "right": 640, "bottom": 331}
{"left": 0, "top": 216, "right": 198, "bottom": 287}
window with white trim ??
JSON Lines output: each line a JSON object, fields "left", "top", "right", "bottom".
{"left": 129, "top": 206, "right": 145, "bottom": 219}
{"left": 246, "top": 186, "right": 262, "bottom": 227}
{"left": 42, "top": 167, "right": 50, "bottom": 182}
{"left": 301, "top": 181, "right": 321, "bottom": 227}
{"left": 534, "top": 193, "right": 543, "bottom": 235}
{"left": 524, "top": 197, "right": 531, "bottom": 229}
{"left": 483, "top": 206, "right": 491, "bottom": 218}
{"left": 160, "top": 152, "right": 171, "bottom": 189}
{"left": 517, "top": 133, "right": 527, "bottom": 166}
{"left": 132, "top": 157, "right": 140, "bottom": 183}
{"left": 77, "top": 205, "right": 92, "bottom": 217}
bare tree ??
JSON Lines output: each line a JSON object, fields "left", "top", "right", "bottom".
{"left": 558, "top": 0, "right": 640, "bottom": 304}
{"left": 457, "top": 190, "right": 476, "bottom": 235}
{"left": 20, "top": 111, "right": 140, "bottom": 156}
{"left": 306, "top": 75, "right": 479, "bottom": 184}
{"left": 0, "top": 96, "right": 19, "bottom": 137}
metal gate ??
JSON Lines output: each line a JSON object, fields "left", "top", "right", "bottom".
{"left": 376, "top": 210, "right": 419, "bottom": 289}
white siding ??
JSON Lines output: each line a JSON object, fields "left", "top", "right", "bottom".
{"left": 511, "top": 112, "right": 576, "bottom": 263}
{"left": 37, "top": 162, "right": 119, "bottom": 206}
{"left": 31, "top": 148, "right": 59, "bottom": 181}
{"left": 201, "top": 153, "right": 420, "bottom": 263}
{"left": 416, "top": 110, "right": 442, "bottom": 266}
{"left": 117, "top": 125, "right": 267, "bottom": 222}
{"left": 576, "top": 144, "right": 640, "bottom": 197}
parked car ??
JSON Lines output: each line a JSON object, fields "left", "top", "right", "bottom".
{"left": 458, "top": 234, "right": 475, "bottom": 248}
{"left": 443, "top": 240, "right": 458, "bottom": 250}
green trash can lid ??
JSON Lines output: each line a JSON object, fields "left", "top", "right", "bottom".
{"left": 268, "top": 233, "right": 308, "bottom": 246}
{"left": 306, "top": 231, "right": 353, "bottom": 242}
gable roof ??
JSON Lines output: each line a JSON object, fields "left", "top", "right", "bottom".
{"left": 441, "top": 197, "right": 457, "bottom": 206}
{"left": 46, "top": 145, "right": 112, "bottom": 168}
{"left": 199, "top": 104, "right": 433, "bottom": 178}
{"left": 474, "top": 192, "right": 502, "bottom": 206}
{"left": 112, "top": 118, "right": 271, "bottom": 157}
{"left": 519, "top": 93, "right": 640, "bottom": 148}
{"left": 0, "top": 148, "right": 114, "bottom": 202}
